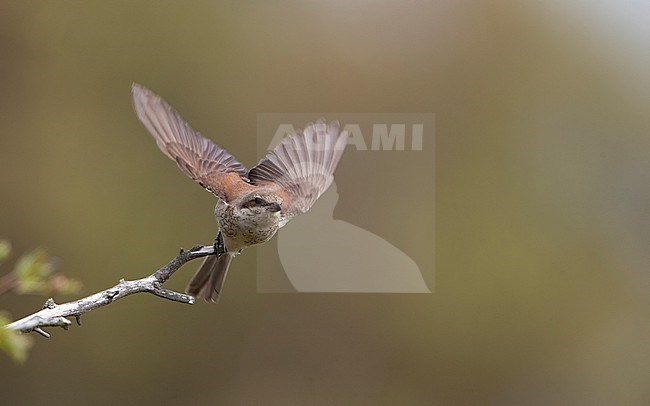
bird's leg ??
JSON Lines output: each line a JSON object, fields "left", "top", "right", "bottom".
{"left": 213, "top": 231, "right": 226, "bottom": 257}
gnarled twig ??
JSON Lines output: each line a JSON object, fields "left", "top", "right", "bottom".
{"left": 4, "top": 245, "right": 215, "bottom": 337}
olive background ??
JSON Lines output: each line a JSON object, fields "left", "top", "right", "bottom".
{"left": 1, "top": 2, "right": 649, "bottom": 405}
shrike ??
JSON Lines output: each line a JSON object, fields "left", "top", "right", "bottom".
{"left": 132, "top": 84, "right": 348, "bottom": 302}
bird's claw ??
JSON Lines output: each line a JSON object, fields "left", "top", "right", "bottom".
{"left": 214, "top": 231, "right": 226, "bottom": 256}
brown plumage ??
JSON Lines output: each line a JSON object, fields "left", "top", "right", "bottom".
{"left": 132, "top": 83, "right": 349, "bottom": 302}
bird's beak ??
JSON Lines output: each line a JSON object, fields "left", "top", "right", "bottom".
{"left": 268, "top": 202, "right": 282, "bottom": 212}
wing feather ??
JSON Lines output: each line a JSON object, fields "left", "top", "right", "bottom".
{"left": 131, "top": 83, "right": 248, "bottom": 200}
{"left": 249, "top": 119, "right": 348, "bottom": 220}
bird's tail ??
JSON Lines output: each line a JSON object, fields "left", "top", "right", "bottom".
{"left": 185, "top": 254, "right": 233, "bottom": 303}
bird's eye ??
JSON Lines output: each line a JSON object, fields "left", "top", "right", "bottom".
{"left": 254, "top": 197, "right": 264, "bottom": 205}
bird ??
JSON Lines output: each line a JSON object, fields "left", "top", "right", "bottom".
{"left": 131, "top": 83, "right": 349, "bottom": 302}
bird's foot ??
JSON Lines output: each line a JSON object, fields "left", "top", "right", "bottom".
{"left": 214, "top": 231, "right": 226, "bottom": 256}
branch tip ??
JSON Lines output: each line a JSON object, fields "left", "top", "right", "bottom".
{"left": 34, "top": 327, "right": 50, "bottom": 338}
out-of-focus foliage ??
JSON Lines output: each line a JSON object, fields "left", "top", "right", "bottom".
{"left": 0, "top": 240, "right": 11, "bottom": 263}
{"left": 13, "top": 248, "right": 80, "bottom": 295}
{"left": 0, "top": 239, "right": 81, "bottom": 363}
{"left": 0, "top": 312, "right": 32, "bottom": 364}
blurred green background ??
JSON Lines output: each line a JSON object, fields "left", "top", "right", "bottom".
{"left": 1, "top": 1, "right": 649, "bottom": 405}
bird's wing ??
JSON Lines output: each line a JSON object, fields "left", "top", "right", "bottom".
{"left": 248, "top": 119, "right": 348, "bottom": 221}
{"left": 132, "top": 83, "right": 248, "bottom": 201}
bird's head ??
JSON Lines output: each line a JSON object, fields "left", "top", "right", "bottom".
{"left": 236, "top": 190, "right": 283, "bottom": 219}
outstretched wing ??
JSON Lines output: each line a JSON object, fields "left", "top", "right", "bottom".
{"left": 132, "top": 83, "right": 248, "bottom": 200}
{"left": 248, "top": 119, "right": 348, "bottom": 221}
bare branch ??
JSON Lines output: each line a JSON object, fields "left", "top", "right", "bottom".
{"left": 3, "top": 245, "right": 215, "bottom": 336}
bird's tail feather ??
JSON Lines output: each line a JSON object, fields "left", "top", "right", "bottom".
{"left": 185, "top": 254, "right": 232, "bottom": 303}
